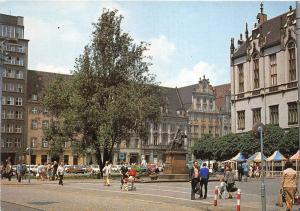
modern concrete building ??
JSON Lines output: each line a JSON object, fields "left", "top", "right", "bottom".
{"left": 1, "top": 14, "right": 29, "bottom": 164}
{"left": 230, "top": 4, "right": 298, "bottom": 133}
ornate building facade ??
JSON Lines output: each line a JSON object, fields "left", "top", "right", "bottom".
{"left": 231, "top": 4, "right": 298, "bottom": 133}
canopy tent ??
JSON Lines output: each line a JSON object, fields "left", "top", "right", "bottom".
{"left": 290, "top": 150, "right": 300, "bottom": 171}
{"left": 247, "top": 152, "right": 266, "bottom": 162}
{"left": 266, "top": 151, "right": 287, "bottom": 162}
{"left": 231, "top": 152, "right": 246, "bottom": 162}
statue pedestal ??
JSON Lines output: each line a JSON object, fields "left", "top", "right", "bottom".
{"left": 164, "top": 151, "right": 188, "bottom": 174}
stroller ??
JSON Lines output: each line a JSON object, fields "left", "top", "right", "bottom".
{"left": 122, "top": 169, "right": 137, "bottom": 191}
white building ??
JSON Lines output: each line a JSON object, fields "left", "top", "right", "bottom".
{"left": 231, "top": 4, "right": 298, "bottom": 133}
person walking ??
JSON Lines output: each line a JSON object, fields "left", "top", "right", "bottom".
{"left": 47, "top": 162, "right": 53, "bottom": 181}
{"left": 225, "top": 166, "right": 236, "bottom": 198}
{"left": 242, "top": 161, "right": 249, "bottom": 182}
{"left": 281, "top": 161, "right": 297, "bottom": 211}
{"left": 237, "top": 162, "right": 243, "bottom": 182}
{"left": 57, "top": 162, "right": 65, "bottom": 186}
{"left": 189, "top": 161, "right": 200, "bottom": 200}
{"left": 37, "top": 164, "right": 44, "bottom": 181}
{"left": 102, "top": 161, "right": 112, "bottom": 186}
{"left": 52, "top": 161, "right": 58, "bottom": 181}
{"left": 16, "top": 161, "right": 22, "bottom": 183}
{"left": 120, "top": 162, "right": 128, "bottom": 189}
{"left": 199, "top": 163, "right": 209, "bottom": 199}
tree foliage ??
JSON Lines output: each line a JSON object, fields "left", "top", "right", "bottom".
{"left": 192, "top": 124, "right": 299, "bottom": 161}
{"left": 42, "top": 9, "right": 162, "bottom": 171}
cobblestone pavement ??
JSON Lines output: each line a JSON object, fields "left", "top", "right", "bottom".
{"left": 1, "top": 177, "right": 300, "bottom": 211}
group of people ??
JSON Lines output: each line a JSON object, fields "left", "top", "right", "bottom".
{"left": 36, "top": 161, "right": 65, "bottom": 185}
{"left": 190, "top": 161, "right": 210, "bottom": 200}
{"left": 1, "top": 157, "right": 14, "bottom": 181}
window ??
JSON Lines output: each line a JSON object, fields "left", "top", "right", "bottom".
{"left": 15, "top": 111, "right": 23, "bottom": 119}
{"left": 253, "top": 57, "right": 260, "bottom": 89}
{"left": 170, "top": 124, "right": 175, "bottom": 132}
{"left": 1, "top": 124, "right": 5, "bottom": 133}
{"left": 42, "top": 139, "right": 49, "bottom": 148}
{"left": 15, "top": 125, "right": 22, "bottom": 133}
{"left": 16, "top": 84, "right": 23, "bottom": 93}
{"left": 252, "top": 108, "right": 261, "bottom": 125}
{"left": 7, "top": 124, "right": 13, "bottom": 133}
{"left": 15, "top": 70, "right": 24, "bottom": 79}
{"left": 31, "top": 120, "right": 38, "bottom": 129}
{"left": 288, "top": 42, "right": 296, "bottom": 81}
{"left": 32, "top": 107, "right": 38, "bottom": 114}
{"left": 288, "top": 102, "right": 298, "bottom": 125}
{"left": 7, "top": 69, "right": 15, "bottom": 78}
{"left": 1, "top": 139, "right": 4, "bottom": 148}
{"left": 153, "top": 123, "right": 158, "bottom": 131}
{"left": 64, "top": 155, "right": 69, "bottom": 165}
{"left": 153, "top": 135, "right": 158, "bottom": 145}
{"left": 201, "top": 125, "right": 206, "bottom": 134}
{"left": 162, "top": 134, "right": 168, "bottom": 145}
{"left": 269, "top": 105, "right": 279, "bottom": 125}
{"left": 7, "top": 110, "right": 14, "bottom": 119}
{"left": 209, "top": 126, "right": 213, "bottom": 134}
{"left": 31, "top": 138, "right": 37, "bottom": 148}
{"left": 42, "top": 120, "right": 49, "bottom": 129}
{"left": 43, "top": 109, "right": 48, "bottom": 114}
{"left": 238, "top": 64, "right": 244, "bottom": 93}
{"left": 15, "top": 138, "right": 21, "bottom": 148}
{"left": 194, "top": 113, "right": 198, "bottom": 121}
{"left": 237, "top": 111, "right": 245, "bottom": 130}
{"left": 6, "top": 139, "right": 13, "bottom": 148}
{"left": 194, "top": 125, "right": 198, "bottom": 133}
{"left": 1, "top": 110, "right": 5, "bottom": 119}
{"left": 270, "top": 54, "right": 277, "bottom": 86}
{"left": 162, "top": 123, "right": 167, "bottom": 132}
{"left": 15, "top": 97, "right": 22, "bottom": 106}
{"left": 32, "top": 94, "right": 38, "bottom": 101}
{"left": 6, "top": 96, "right": 14, "bottom": 105}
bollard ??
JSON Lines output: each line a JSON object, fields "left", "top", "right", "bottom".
{"left": 214, "top": 186, "right": 218, "bottom": 206}
{"left": 236, "top": 189, "right": 241, "bottom": 211}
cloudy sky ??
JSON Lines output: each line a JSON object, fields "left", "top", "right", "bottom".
{"left": 0, "top": 1, "right": 294, "bottom": 87}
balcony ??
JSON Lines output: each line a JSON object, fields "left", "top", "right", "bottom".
{"left": 142, "top": 144, "right": 168, "bottom": 150}
{"left": 287, "top": 82, "right": 297, "bottom": 89}
{"left": 252, "top": 90, "right": 260, "bottom": 96}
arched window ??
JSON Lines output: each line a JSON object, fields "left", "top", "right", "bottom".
{"left": 253, "top": 53, "right": 260, "bottom": 89}
{"left": 287, "top": 42, "right": 296, "bottom": 81}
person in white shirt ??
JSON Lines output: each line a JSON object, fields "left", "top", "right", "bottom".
{"left": 102, "top": 161, "right": 112, "bottom": 186}
{"left": 57, "top": 162, "right": 65, "bottom": 186}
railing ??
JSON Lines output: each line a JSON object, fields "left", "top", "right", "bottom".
{"left": 142, "top": 144, "right": 168, "bottom": 150}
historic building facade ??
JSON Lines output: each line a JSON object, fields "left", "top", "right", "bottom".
{"left": 26, "top": 70, "right": 86, "bottom": 165}
{"left": 1, "top": 14, "right": 29, "bottom": 164}
{"left": 231, "top": 5, "right": 298, "bottom": 133}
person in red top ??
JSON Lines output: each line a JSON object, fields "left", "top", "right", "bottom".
{"left": 190, "top": 161, "right": 200, "bottom": 200}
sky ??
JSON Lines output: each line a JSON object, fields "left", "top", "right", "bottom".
{"left": 0, "top": 1, "right": 295, "bottom": 88}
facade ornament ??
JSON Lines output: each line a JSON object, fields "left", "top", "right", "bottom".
{"left": 245, "top": 22, "right": 249, "bottom": 40}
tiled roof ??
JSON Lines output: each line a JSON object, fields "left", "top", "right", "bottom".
{"left": 233, "top": 10, "right": 294, "bottom": 59}
{"left": 27, "top": 70, "right": 71, "bottom": 101}
{"left": 213, "top": 83, "right": 231, "bottom": 111}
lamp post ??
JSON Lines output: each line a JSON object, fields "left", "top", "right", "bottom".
{"left": 26, "top": 147, "right": 32, "bottom": 183}
{"left": 258, "top": 126, "right": 266, "bottom": 211}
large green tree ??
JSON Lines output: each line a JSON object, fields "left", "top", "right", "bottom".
{"left": 42, "top": 9, "right": 162, "bottom": 171}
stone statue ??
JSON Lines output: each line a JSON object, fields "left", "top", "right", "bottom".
{"left": 168, "top": 129, "right": 187, "bottom": 151}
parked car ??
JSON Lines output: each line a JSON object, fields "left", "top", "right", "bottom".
{"left": 66, "top": 165, "right": 85, "bottom": 174}
{"left": 111, "top": 165, "right": 122, "bottom": 173}
{"left": 64, "top": 165, "right": 72, "bottom": 173}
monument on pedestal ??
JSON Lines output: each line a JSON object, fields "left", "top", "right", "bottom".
{"left": 163, "top": 129, "right": 188, "bottom": 175}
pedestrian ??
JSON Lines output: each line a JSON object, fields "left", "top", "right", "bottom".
{"left": 120, "top": 162, "right": 128, "bottom": 189}
{"left": 57, "top": 162, "right": 65, "bottom": 186}
{"left": 21, "top": 162, "right": 27, "bottom": 180}
{"left": 37, "top": 164, "right": 43, "bottom": 181}
{"left": 16, "top": 161, "right": 22, "bottom": 183}
{"left": 102, "top": 161, "right": 112, "bottom": 186}
{"left": 189, "top": 161, "right": 200, "bottom": 200}
{"left": 199, "top": 163, "right": 209, "bottom": 199}
{"left": 242, "top": 161, "right": 249, "bottom": 182}
{"left": 52, "top": 161, "right": 58, "bottom": 181}
{"left": 224, "top": 166, "right": 236, "bottom": 198}
{"left": 47, "top": 162, "right": 52, "bottom": 181}
{"left": 237, "top": 162, "right": 243, "bottom": 182}
{"left": 281, "top": 161, "right": 297, "bottom": 211}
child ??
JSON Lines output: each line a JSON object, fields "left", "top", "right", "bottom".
{"left": 219, "top": 178, "right": 227, "bottom": 199}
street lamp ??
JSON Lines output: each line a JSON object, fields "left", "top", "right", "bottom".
{"left": 253, "top": 123, "right": 266, "bottom": 211}
{"left": 26, "top": 147, "right": 33, "bottom": 183}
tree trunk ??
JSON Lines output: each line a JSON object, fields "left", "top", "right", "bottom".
{"left": 95, "top": 147, "right": 103, "bottom": 177}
